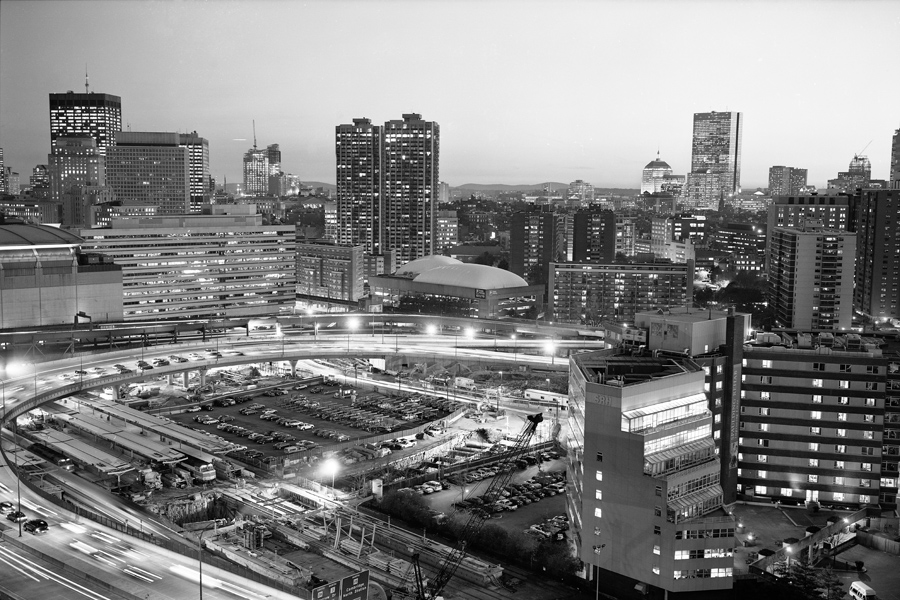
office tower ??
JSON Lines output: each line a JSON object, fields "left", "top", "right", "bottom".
{"left": 768, "top": 166, "right": 808, "bottom": 196}
{"left": 106, "top": 132, "right": 190, "bottom": 215}
{"left": 296, "top": 242, "right": 365, "bottom": 302}
{"left": 335, "top": 118, "right": 383, "bottom": 252}
{"left": 266, "top": 144, "right": 284, "bottom": 197}
{"left": 573, "top": 208, "right": 615, "bottom": 263}
{"left": 382, "top": 113, "right": 439, "bottom": 264}
{"left": 47, "top": 136, "right": 106, "bottom": 226}
{"left": 641, "top": 155, "right": 684, "bottom": 195}
{"left": 4, "top": 169, "right": 20, "bottom": 195}
{"left": 178, "top": 132, "right": 210, "bottom": 213}
{"left": 567, "top": 179, "right": 594, "bottom": 202}
{"left": 49, "top": 90, "right": 122, "bottom": 156}
{"left": 0, "top": 148, "right": 6, "bottom": 194}
{"left": 243, "top": 146, "right": 269, "bottom": 196}
{"left": 438, "top": 181, "right": 450, "bottom": 205}
{"left": 891, "top": 129, "right": 900, "bottom": 189}
{"left": 741, "top": 331, "right": 887, "bottom": 509}
{"left": 78, "top": 205, "right": 296, "bottom": 320}
{"left": 828, "top": 155, "right": 872, "bottom": 193}
{"left": 435, "top": 210, "right": 459, "bottom": 255}
{"left": 30, "top": 165, "right": 50, "bottom": 188}
{"left": 510, "top": 206, "right": 562, "bottom": 284}
{"left": 767, "top": 222, "right": 856, "bottom": 330}
{"left": 684, "top": 111, "right": 742, "bottom": 210}
{"left": 854, "top": 190, "right": 900, "bottom": 321}
{"left": 708, "top": 223, "right": 766, "bottom": 256}
{"left": 567, "top": 351, "right": 733, "bottom": 596}
{"left": 550, "top": 261, "right": 694, "bottom": 324}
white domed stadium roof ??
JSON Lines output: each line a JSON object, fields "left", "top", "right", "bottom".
{"left": 413, "top": 264, "right": 529, "bottom": 289}
{"left": 395, "top": 255, "right": 462, "bottom": 278}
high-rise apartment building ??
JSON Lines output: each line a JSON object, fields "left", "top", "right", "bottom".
{"left": 768, "top": 166, "right": 808, "bottom": 196}
{"left": 740, "top": 332, "right": 887, "bottom": 509}
{"left": 435, "top": 210, "right": 459, "bottom": 255}
{"left": 178, "top": 132, "right": 210, "bottom": 213}
{"left": 510, "top": 206, "right": 562, "bottom": 284}
{"left": 891, "top": 129, "right": 900, "bottom": 189}
{"left": 684, "top": 111, "right": 742, "bottom": 210}
{"left": 49, "top": 90, "right": 122, "bottom": 156}
{"left": 296, "top": 242, "right": 365, "bottom": 303}
{"left": 567, "top": 351, "right": 733, "bottom": 596}
{"left": 766, "top": 194, "right": 856, "bottom": 268}
{"left": 767, "top": 223, "right": 856, "bottom": 330}
{"left": 243, "top": 146, "right": 269, "bottom": 196}
{"left": 382, "top": 114, "right": 439, "bottom": 264}
{"left": 0, "top": 148, "right": 6, "bottom": 194}
{"left": 550, "top": 261, "right": 694, "bottom": 324}
{"left": 335, "top": 118, "right": 383, "bottom": 253}
{"left": 572, "top": 208, "right": 616, "bottom": 263}
{"left": 266, "top": 144, "right": 283, "bottom": 197}
{"left": 854, "top": 189, "right": 900, "bottom": 321}
{"left": 106, "top": 132, "right": 190, "bottom": 215}
{"left": 78, "top": 205, "right": 296, "bottom": 320}
{"left": 615, "top": 216, "right": 636, "bottom": 257}
{"left": 567, "top": 179, "right": 595, "bottom": 202}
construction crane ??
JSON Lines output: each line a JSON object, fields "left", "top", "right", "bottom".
{"left": 394, "top": 413, "right": 545, "bottom": 600}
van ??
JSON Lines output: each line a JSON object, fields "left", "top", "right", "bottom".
{"left": 282, "top": 446, "right": 300, "bottom": 454}
{"left": 849, "top": 582, "right": 876, "bottom": 600}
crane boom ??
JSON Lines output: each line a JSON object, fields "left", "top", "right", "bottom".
{"left": 408, "top": 413, "right": 544, "bottom": 599}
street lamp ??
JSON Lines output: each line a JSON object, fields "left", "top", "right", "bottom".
{"left": 347, "top": 317, "right": 358, "bottom": 352}
{"left": 785, "top": 547, "right": 792, "bottom": 575}
{"left": 511, "top": 333, "right": 517, "bottom": 365}
{"left": 425, "top": 324, "right": 437, "bottom": 336}
{"left": 322, "top": 458, "right": 340, "bottom": 493}
{"left": 593, "top": 543, "right": 606, "bottom": 600}
{"left": 497, "top": 371, "right": 503, "bottom": 412}
{"left": 545, "top": 340, "right": 556, "bottom": 365}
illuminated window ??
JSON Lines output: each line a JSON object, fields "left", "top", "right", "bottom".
{"left": 812, "top": 379, "right": 823, "bottom": 388}
{"left": 596, "top": 470, "right": 603, "bottom": 481}
{"left": 595, "top": 489, "right": 602, "bottom": 500}
{"left": 594, "top": 507, "right": 602, "bottom": 518}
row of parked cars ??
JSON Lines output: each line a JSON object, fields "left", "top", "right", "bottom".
{"left": 281, "top": 396, "right": 398, "bottom": 433}
{"left": 398, "top": 479, "right": 452, "bottom": 495}
{"left": 453, "top": 469, "right": 567, "bottom": 515}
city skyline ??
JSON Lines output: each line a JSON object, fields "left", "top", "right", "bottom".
{"left": 2, "top": 1, "right": 899, "bottom": 190}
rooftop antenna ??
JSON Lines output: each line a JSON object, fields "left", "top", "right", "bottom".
{"left": 85, "top": 65, "right": 89, "bottom": 93}
{"left": 253, "top": 120, "right": 257, "bottom": 150}
{"left": 857, "top": 140, "right": 873, "bottom": 157}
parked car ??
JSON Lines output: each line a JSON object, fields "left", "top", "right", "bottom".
{"left": 0, "top": 501, "right": 14, "bottom": 513}
{"left": 169, "top": 355, "right": 188, "bottom": 363}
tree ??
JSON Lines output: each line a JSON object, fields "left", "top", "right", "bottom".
{"left": 786, "top": 560, "right": 821, "bottom": 599}
{"left": 818, "top": 568, "right": 845, "bottom": 600}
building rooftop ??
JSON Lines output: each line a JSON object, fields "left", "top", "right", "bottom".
{"left": 644, "top": 159, "right": 672, "bottom": 170}
{"left": 0, "top": 224, "right": 83, "bottom": 247}
{"left": 413, "top": 263, "right": 529, "bottom": 289}
{"left": 573, "top": 350, "right": 702, "bottom": 387}
{"left": 394, "top": 254, "right": 462, "bottom": 278}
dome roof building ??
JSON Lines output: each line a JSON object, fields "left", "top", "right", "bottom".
{"left": 641, "top": 152, "right": 680, "bottom": 195}
{"left": 369, "top": 259, "right": 543, "bottom": 319}
{"left": 394, "top": 254, "right": 461, "bottom": 278}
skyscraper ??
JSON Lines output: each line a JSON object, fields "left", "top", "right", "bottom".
{"left": 573, "top": 208, "right": 616, "bottom": 263}
{"left": 242, "top": 146, "right": 268, "bottom": 196}
{"left": 510, "top": 206, "right": 562, "bottom": 284}
{"left": 106, "top": 132, "right": 190, "bottom": 215}
{"left": 0, "top": 147, "right": 6, "bottom": 194}
{"left": 382, "top": 113, "right": 439, "bottom": 264}
{"left": 853, "top": 189, "right": 900, "bottom": 321}
{"left": 684, "top": 111, "right": 742, "bottom": 210}
{"left": 890, "top": 128, "right": 899, "bottom": 189}
{"left": 47, "top": 136, "right": 106, "bottom": 225}
{"left": 266, "top": 143, "right": 284, "bottom": 197}
{"left": 768, "top": 165, "right": 808, "bottom": 196}
{"left": 335, "top": 118, "right": 383, "bottom": 252}
{"left": 49, "top": 90, "right": 122, "bottom": 156}
{"left": 640, "top": 155, "right": 676, "bottom": 195}
{"left": 178, "top": 132, "right": 210, "bottom": 213}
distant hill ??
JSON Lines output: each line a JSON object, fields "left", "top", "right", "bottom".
{"left": 454, "top": 183, "right": 639, "bottom": 195}
{"left": 454, "top": 182, "right": 569, "bottom": 192}
{"left": 302, "top": 181, "right": 336, "bottom": 192}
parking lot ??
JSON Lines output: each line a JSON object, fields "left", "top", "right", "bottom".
{"left": 164, "top": 378, "right": 461, "bottom": 462}
{"left": 413, "top": 458, "right": 570, "bottom": 538}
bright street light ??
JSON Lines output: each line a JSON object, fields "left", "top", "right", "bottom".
{"left": 347, "top": 318, "right": 358, "bottom": 351}
{"left": 322, "top": 458, "right": 340, "bottom": 491}
{"left": 425, "top": 324, "right": 437, "bottom": 335}
{"left": 545, "top": 340, "right": 556, "bottom": 365}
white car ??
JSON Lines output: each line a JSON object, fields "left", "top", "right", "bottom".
{"left": 188, "top": 353, "right": 204, "bottom": 361}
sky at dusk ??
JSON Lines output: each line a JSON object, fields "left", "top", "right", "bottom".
{"left": 1, "top": 0, "right": 899, "bottom": 190}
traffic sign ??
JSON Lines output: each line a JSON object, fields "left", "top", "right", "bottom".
{"left": 340, "top": 570, "right": 369, "bottom": 600}
{"left": 312, "top": 580, "right": 340, "bottom": 600}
